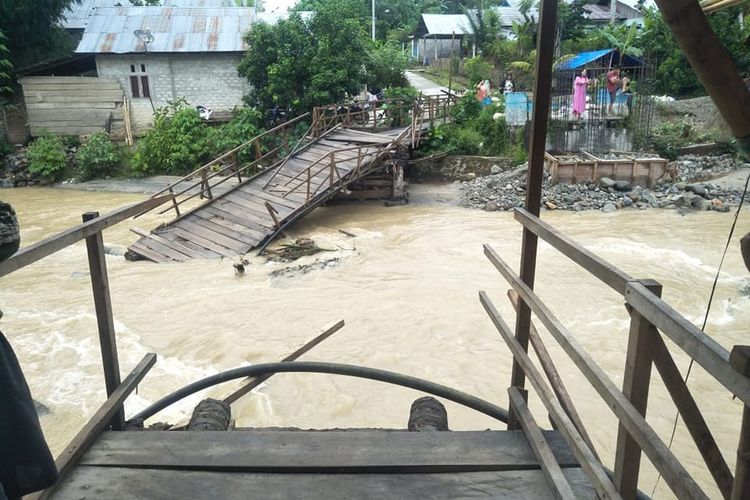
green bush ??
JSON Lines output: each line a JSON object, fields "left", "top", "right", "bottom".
{"left": 464, "top": 56, "right": 494, "bottom": 86}
{"left": 27, "top": 135, "right": 68, "bottom": 181}
{"left": 475, "top": 107, "right": 509, "bottom": 156}
{"left": 649, "top": 120, "right": 711, "bottom": 160}
{"left": 0, "top": 139, "right": 12, "bottom": 157}
{"left": 367, "top": 43, "right": 409, "bottom": 89}
{"left": 132, "top": 99, "right": 211, "bottom": 175}
{"left": 75, "top": 132, "right": 125, "bottom": 181}
{"left": 450, "top": 94, "right": 482, "bottom": 125}
{"left": 207, "top": 107, "right": 264, "bottom": 162}
{"left": 444, "top": 125, "right": 483, "bottom": 155}
{"left": 382, "top": 86, "right": 419, "bottom": 127}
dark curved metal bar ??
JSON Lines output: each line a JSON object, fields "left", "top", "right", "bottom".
{"left": 129, "top": 361, "right": 509, "bottom": 424}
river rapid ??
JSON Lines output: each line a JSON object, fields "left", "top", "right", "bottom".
{"left": 2, "top": 186, "right": 749, "bottom": 498}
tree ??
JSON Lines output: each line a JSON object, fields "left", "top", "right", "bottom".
{"left": 465, "top": 8, "right": 501, "bottom": 54}
{"left": 594, "top": 23, "right": 644, "bottom": 58}
{"left": 239, "top": 0, "right": 372, "bottom": 113}
{"left": 0, "top": 0, "right": 78, "bottom": 68}
{"left": 640, "top": 6, "right": 749, "bottom": 97}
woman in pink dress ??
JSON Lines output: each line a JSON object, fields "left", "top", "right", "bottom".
{"left": 572, "top": 68, "right": 589, "bottom": 120}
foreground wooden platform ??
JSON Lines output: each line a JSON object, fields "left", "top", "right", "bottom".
{"left": 127, "top": 126, "right": 412, "bottom": 263}
{"left": 48, "top": 430, "right": 596, "bottom": 499}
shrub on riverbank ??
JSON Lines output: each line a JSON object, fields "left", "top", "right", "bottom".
{"left": 27, "top": 135, "right": 68, "bottom": 181}
{"left": 75, "top": 132, "right": 126, "bottom": 181}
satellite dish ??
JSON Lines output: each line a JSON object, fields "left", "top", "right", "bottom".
{"left": 133, "top": 29, "right": 154, "bottom": 45}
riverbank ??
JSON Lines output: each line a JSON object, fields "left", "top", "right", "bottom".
{"left": 459, "top": 154, "right": 749, "bottom": 213}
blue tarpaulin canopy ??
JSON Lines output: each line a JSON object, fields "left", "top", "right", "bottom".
{"left": 558, "top": 49, "right": 643, "bottom": 70}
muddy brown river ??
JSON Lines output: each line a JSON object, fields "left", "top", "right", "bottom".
{"left": 2, "top": 186, "right": 749, "bottom": 498}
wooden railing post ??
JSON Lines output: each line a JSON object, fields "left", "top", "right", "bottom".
{"left": 731, "top": 346, "right": 750, "bottom": 500}
{"left": 81, "top": 212, "right": 124, "bottom": 431}
{"left": 168, "top": 187, "right": 180, "bottom": 217}
{"left": 614, "top": 278, "right": 662, "bottom": 498}
{"left": 306, "top": 167, "right": 311, "bottom": 201}
{"left": 329, "top": 152, "right": 335, "bottom": 188}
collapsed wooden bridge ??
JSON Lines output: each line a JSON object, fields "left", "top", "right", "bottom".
{"left": 127, "top": 96, "right": 451, "bottom": 262}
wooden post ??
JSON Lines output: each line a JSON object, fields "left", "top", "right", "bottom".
{"left": 330, "top": 152, "right": 336, "bottom": 188}
{"left": 731, "top": 346, "right": 750, "bottom": 500}
{"left": 82, "top": 212, "right": 124, "bottom": 431}
{"left": 614, "top": 279, "right": 662, "bottom": 498}
{"left": 306, "top": 167, "right": 311, "bottom": 201}
{"left": 169, "top": 187, "right": 180, "bottom": 217}
{"left": 509, "top": 0, "right": 558, "bottom": 430}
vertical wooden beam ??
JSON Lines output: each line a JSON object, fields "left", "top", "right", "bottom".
{"left": 652, "top": 0, "right": 750, "bottom": 144}
{"left": 731, "top": 346, "right": 750, "bottom": 500}
{"left": 508, "top": 387, "right": 578, "bottom": 500}
{"left": 652, "top": 332, "right": 733, "bottom": 498}
{"left": 509, "top": 0, "right": 558, "bottom": 429}
{"left": 82, "top": 212, "right": 124, "bottom": 431}
{"left": 614, "top": 279, "right": 661, "bottom": 498}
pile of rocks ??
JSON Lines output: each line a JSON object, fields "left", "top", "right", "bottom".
{"left": 459, "top": 154, "right": 748, "bottom": 213}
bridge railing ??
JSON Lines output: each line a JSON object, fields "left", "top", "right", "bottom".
{"left": 480, "top": 208, "right": 750, "bottom": 500}
{"left": 137, "top": 113, "right": 312, "bottom": 219}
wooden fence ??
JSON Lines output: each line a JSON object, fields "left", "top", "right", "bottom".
{"left": 480, "top": 207, "right": 750, "bottom": 499}
{"left": 20, "top": 77, "right": 125, "bottom": 137}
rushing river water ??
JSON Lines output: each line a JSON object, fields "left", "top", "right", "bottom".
{"left": 2, "top": 186, "right": 749, "bottom": 498}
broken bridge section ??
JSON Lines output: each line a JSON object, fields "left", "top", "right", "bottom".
{"left": 127, "top": 96, "right": 451, "bottom": 262}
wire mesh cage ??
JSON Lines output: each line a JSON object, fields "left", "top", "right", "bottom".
{"left": 546, "top": 51, "right": 656, "bottom": 154}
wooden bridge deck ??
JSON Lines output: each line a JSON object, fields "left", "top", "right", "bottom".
{"left": 49, "top": 430, "right": 596, "bottom": 499}
{"left": 127, "top": 127, "right": 410, "bottom": 263}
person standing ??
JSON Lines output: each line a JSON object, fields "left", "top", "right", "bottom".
{"left": 607, "top": 66, "right": 621, "bottom": 115}
{"left": 503, "top": 73, "right": 515, "bottom": 94}
{"left": 572, "top": 68, "right": 589, "bottom": 120}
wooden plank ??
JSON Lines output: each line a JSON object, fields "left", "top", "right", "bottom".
{"left": 30, "top": 126, "right": 106, "bottom": 136}
{"left": 27, "top": 110, "right": 115, "bottom": 122}
{"left": 215, "top": 198, "right": 277, "bottom": 228}
{"left": 484, "top": 244, "right": 709, "bottom": 500}
{"left": 82, "top": 212, "right": 124, "bottom": 431}
{"left": 479, "top": 292, "right": 620, "bottom": 500}
{"left": 35, "top": 353, "right": 156, "bottom": 500}
{"left": 509, "top": 387, "right": 577, "bottom": 500}
{"left": 26, "top": 89, "right": 125, "bottom": 99}
{"left": 186, "top": 215, "right": 261, "bottom": 246}
{"left": 166, "top": 237, "right": 221, "bottom": 259}
{"left": 130, "top": 227, "right": 203, "bottom": 259}
{"left": 183, "top": 215, "right": 259, "bottom": 248}
{"left": 200, "top": 208, "right": 271, "bottom": 240}
{"left": 203, "top": 206, "right": 274, "bottom": 235}
{"left": 165, "top": 226, "right": 243, "bottom": 256}
{"left": 514, "top": 208, "right": 632, "bottom": 295}
{"left": 127, "top": 242, "right": 174, "bottom": 263}
{"left": 0, "top": 195, "right": 172, "bottom": 277}
{"left": 614, "top": 280, "right": 661, "bottom": 498}
{"left": 624, "top": 281, "right": 750, "bottom": 406}
{"left": 223, "top": 319, "right": 346, "bottom": 404}
{"left": 651, "top": 331, "right": 734, "bottom": 498}
{"left": 132, "top": 235, "right": 189, "bottom": 262}
{"left": 26, "top": 102, "right": 118, "bottom": 110}
{"left": 226, "top": 191, "right": 294, "bottom": 218}
{"left": 731, "top": 347, "right": 750, "bottom": 500}
{"left": 194, "top": 214, "right": 265, "bottom": 243}
{"left": 235, "top": 187, "right": 300, "bottom": 212}
{"left": 80, "top": 430, "right": 579, "bottom": 470}
{"left": 28, "top": 95, "right": 124, "bottom": 103}
{"left": 508, "top": 290, "right": 600, "bottom": 461}
{"left": 48, "top": 467, "right": 597, "bottom": 500}
{"left": 20, "top": 76, "right": 120, "bottom": 85}
{"left": 171, "top": 220, "right": 250, "bottom": 254}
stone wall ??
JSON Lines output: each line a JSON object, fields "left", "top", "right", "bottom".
{"left": 96, "top": 53, "right": 250, "bottom": 133}
{"left": 411, "top": 155, "right": 514, "bottom": 181}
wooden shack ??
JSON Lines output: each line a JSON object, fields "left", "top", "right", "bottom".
{"left": 20, "top": 76, "right": 126, "bottom": 138}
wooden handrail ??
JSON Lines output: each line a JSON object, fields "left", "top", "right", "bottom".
{"left": 149, "top": 112, "right": 311, "bottom": 200}
{"left": 0, "top": 195, "right": 172, "bottom": 278}
{"left": 484, "top": 243, "right": 710, "bottom": 499}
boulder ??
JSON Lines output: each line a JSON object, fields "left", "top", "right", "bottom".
{"left": 613, "top": 180, "right": 632, "bottom": 192}
{"left": 599, "top": 177, "right": 616, "bottom": 189}
{"left": 483, "top": 201, "right": 499, "bottom": 212}
{"left": 490, "top": 165, "right": 502, "bottom": 175}
{"left": 685, "top": 184, "right": 707, "bottom": 197}
{"left": 602, "top": 203, "right": 617, "bottom": 213}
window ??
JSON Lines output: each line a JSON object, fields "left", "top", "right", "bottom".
{"left": 129, "top": 64, "right": 151, "bottom": 99}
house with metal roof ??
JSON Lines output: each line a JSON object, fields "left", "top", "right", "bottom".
{"left": 412, "top": 14, "right": 473, "bottom": 63}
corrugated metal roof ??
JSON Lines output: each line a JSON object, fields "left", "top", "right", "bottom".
{"left": 75, "top": 6, "right": 255, "bottom": 53}
{"left": 493, "top": 0, "right": 527, "bottom": 27}
{"left": 418, "top": 14, "right": 472, "bottom": 36}
{"left": 62, "top": 0, "right": 232, "bottom": 30}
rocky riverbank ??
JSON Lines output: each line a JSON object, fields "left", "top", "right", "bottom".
{"left": 459, "top": 154, "right": 749, "bottom": 213}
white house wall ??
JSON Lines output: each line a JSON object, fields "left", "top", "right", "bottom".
{"left": 95, "top": 52, "right": 250, "bottom": 133}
